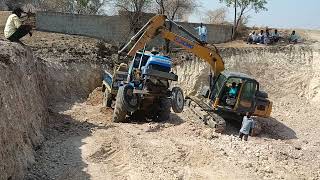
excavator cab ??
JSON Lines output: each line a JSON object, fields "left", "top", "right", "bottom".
{"left": 206, "top": 71, "right": 272, "bottom": 120}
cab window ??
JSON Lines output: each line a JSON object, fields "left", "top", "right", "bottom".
{"left": 241, "top": 81, "right": 257, "bottom": 101}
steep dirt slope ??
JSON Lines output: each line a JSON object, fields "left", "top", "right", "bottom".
{"left": 0, "top": 42, "right": 48, "bottom": 180}
{"left": 0, "top": 37, "right": 105, "bottom": 179}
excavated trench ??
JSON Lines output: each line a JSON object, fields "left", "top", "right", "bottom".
{"left": 174, "top": 45, "right": 320, "bottom": 139}
{"left": 1, "top": 39, "right": 320, "bottom": 179}
{"left": 0, "top": 41, "right": 104, "bottom": 180}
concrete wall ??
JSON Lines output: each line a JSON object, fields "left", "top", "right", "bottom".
{"left": 36, "top": 12, "right": 131, "bottom": 45}
{"left": 167, "top": 21, "right": 232, "bottom": 44}
{"left": 0, "top": 11, "right": 10, "bottom": 27}
{"left": 36, "top": 12, "right": 232, "bottom": 46}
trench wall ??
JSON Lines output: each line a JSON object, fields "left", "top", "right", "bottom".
{"left": 0, "top": 41, "right": 103, "bottom": 180}
{"left": 0, "top": 42, "right": 48, "bottom": 180}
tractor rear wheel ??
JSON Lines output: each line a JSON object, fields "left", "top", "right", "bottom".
{"left": 103, "top": 90, "right": 112, "bottom": 107}
{"left": 157, "top": 98, "right": 171, "bottom": 122}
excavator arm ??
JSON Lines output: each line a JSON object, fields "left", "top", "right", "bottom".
{"left": 119, "top": 15, "right": 272, "bottom": 132}
{"left": 119, "top": 15, "right": 225, "bottom": 77}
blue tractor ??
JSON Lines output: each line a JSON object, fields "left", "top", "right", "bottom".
{"left": 102, "top": 50, "right": 184, "bottom": 122}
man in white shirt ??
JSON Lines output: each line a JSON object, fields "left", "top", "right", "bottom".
{"left": 195, "top": 23, "right": 208, "bottom": 43}
{"left": 4, "top": 8, "right": 32, "bottom": 43}
{"left": 247, "top": 31, "right": 258, "bottom": 44}
{"left": 239, "top": 112, "right": 255, "bottom": 141}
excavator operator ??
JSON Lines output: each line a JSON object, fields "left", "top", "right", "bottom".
{"left": 229, "top": 82, "right": 238, "bottom": 98}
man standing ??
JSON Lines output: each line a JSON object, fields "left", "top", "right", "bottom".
{"left": 239, "top": 112, "right": 255, "bottom": 141}
{"left": 4, "top": 7, "right": 32, "bottom": 43}
{"left": 195, "top": 23, "right": 208, "bottom": 43}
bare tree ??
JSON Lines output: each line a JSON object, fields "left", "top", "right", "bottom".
{"left": 0, "top": 0, "right": 8, "bottom": 10}
{"left": 155, "top": 0, "right": 198, "bottom": 21}
{"left": 204, "top": 7, "right": 227, "bottom": 24}
{"left": 37, "top": 0, "right": 74, "bottom": 12}
{"left": 75, "top": 0, "right": 110, "bottom": 14}
{"left": 154, "top": 0, "right": 199, "bottom": 52}
{"left": 4, "top": 0, "right": 32, "bottom": 10}
{"left": 112, "top": 0, "right": 153, "bottom": 33}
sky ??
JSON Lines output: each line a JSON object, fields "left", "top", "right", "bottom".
{"left": 189, "top": 0, "right": 320, "bottom": 30}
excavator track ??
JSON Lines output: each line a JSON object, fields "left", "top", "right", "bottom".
{"left": 186, "top": 96, "right": 226, "bottom": 133}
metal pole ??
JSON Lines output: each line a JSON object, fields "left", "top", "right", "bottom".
{"left": 233, "top": 0, "right": 237, "bottom": 39}
{"left": 167, "top": 18, "right": 203, "bottom": 44}
{"left": 138, "top": 43, "right": 147, "bottom": 69}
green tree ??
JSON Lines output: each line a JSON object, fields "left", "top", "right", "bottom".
{"left": 219, "top": 0, "right": 268, "bottom": 39}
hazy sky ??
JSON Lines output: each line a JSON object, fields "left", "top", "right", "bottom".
{"left": 189, "top": 0, "right": 320, "bottom": 30}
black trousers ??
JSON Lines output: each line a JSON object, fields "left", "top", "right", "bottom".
{"left": 8, "top": 25, "right": 32, "bottom": 42}
{"left": 239, "top": 132, "right": 249, "bottom": 141}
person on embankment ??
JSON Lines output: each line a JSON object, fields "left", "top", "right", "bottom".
{"left": 4, "top": 7, "right": 32, "bottom": 43}
{"left": 195, "top": 23, "right": 208, "bottom": 43}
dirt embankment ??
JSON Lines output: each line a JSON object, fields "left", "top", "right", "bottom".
{"left": 0, "top": 40, "right": 105, "bottom": 180}
{"left": 0, "top": 42, "right": 47, "bottom": 180}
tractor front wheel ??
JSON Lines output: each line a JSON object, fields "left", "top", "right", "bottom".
{"left": 171, "top": 87, "right": 184, "bottom": 113}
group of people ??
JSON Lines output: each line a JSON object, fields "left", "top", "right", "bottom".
{"left": 247, "top": 29, "right": 300, "bottom": 45}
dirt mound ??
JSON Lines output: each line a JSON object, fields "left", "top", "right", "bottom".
{"left": 86, "top": 87, "right": 104, "bottom": 106}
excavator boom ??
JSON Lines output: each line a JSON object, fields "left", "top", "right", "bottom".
{"left": 120, "top": 14, "right": 272, "bottom": 133}
{"left": 119, "top": 15, "right": 225, "bottom": 77}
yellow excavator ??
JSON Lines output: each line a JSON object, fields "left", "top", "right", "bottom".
{"left": 114, "top": 14, "right": 273, "bottom": 133}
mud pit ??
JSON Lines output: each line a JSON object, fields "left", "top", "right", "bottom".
{"left": 1, "top": 31, "right": 320, "bottom": 180}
